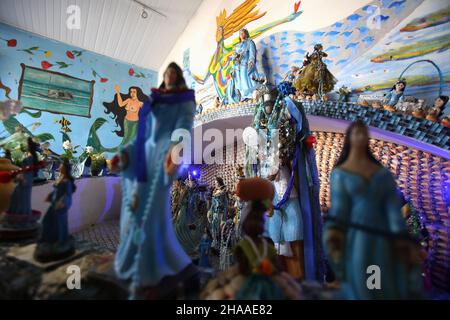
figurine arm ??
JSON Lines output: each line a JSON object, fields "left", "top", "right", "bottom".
{"left": 248, "top": 40, "right": 257, "bottom": 70}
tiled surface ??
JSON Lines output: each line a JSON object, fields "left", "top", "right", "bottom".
{"left": 194, "top": 101, "right": 450, "bottom": 150}
{"left": 74, "top": 220, "right": 120, "bottom": 252}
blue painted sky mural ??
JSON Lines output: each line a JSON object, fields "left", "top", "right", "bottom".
{"left": 0, "top": 22, "right": 157, "bottom": 155}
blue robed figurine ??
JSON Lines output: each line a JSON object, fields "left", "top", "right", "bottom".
{"left": 227, "top": 28, "right": 258, "bottom": 103}
{"left": 3, "top": 137, "right": 42, "bottom": 230}
{"left": 383, "top": 80, "right": 406, "bottom": 109}
{"left": 323, "top": 120, "right": 423, "bottom": 299}
{"left": 113, "top": 62, "right": 197, "bottom": 299}
{"left": 34, "top": 159, "right": 76, "bottom": 262}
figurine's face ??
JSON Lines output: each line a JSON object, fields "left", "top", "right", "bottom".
{"left": 164, "top": 67, "right": 178, "bottom": 88}
{"left": 130, "top": 88, "right": 137, "bottom": 99}
{"left": 434, "top": 97, "right": 445, "bottom": 108}
{"left": 239, "top": 30, "right": 247, "bottom": 41}
{"left": 350, "top": 126, "right": 369, "bottom": 149}
{"left": 395, "top": 82, "right": 405, "bottom": 91}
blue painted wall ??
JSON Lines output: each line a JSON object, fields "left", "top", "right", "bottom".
{"left": 0, "top": 22, "right": 157, "bottom": 155}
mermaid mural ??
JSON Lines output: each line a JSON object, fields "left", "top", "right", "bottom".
{"left": 103, "top": 85, "right": 148, "bottom": 147}
{"left": 190, "top": 0, "right": 303, "bottom": 103}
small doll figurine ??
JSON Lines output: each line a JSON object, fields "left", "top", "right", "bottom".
{"left": 34, "top": 159, "right": 76, "bottom": 262}
{"left": 200, "top": 177, "right": 303, "bottom": 300}
{"left": 441, "top": 115, "right": 450, "bottom": 127}
{"left": 5, "top": 137, "right": 40, "bottom": 226}
{"left": 207, "top": 177, "right": 228, "bottom": 249}
{"left": 383, "top": 80, "right": 406, "bottom": 112}
{"left": 294, "top": 44, "right": 337, "bottom": 96}
{"left": 198, "top": 226, "right": 212, "bottom": 269}
{"left": 427, "top": 95, "right": 448, "bottom": 122}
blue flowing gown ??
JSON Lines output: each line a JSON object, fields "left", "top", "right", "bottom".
{"left": 227, "top": 39, "right": 258, "bottom": 102}
{"left": 325, "top": 168, "right": 423, "bottom": 299}
{"left": 114, "top": 97, "right": 195, "bottom": 290}
{"left": 40, "top": 180, "right": 72, "bottom": 243}
{"left": 265, "top": 97, "right": 324, "bottom": 281}
{"left": 8, "top": 156, "right": 34, "bottom": 215}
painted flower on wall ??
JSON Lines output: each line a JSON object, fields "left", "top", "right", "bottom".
{"left": 66, "top": 50, "right": 83, "bottom": 59}
{"left": 41, "top": 61, "right": 53, "bottom": 69}
{"left": 129, "top": 68, "right": 135, "bottom": 76}
{"left": 18, "top": 46, "right": 39, "bottom": 55}
{"left": 44, "top": 50, "right": 52, "bottom": 58}
{"left": 0, "top": 38, "right": 17, "bottom": 47}
{"left": 92, "top": 69, "right": 108, "bottom": 83}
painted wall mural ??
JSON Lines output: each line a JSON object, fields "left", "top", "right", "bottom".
{"left": 184, "top": 0, "right": 450, "bottom": 113}
{"left": 0, "top": 22, "right": 157, "bottom": 155}
{"left": 184, "top": 0, "right": 302, "bottom": 108}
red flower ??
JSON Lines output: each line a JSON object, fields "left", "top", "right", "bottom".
{"left": 128, "top": 68, "right": 135, "bottom": 76}
{"left": 305, "top": 135, "right": 316, "bottom": 149}
{"left": 66, "top": 50, "right": 75, "bottom": 59}
{"left": 7, "top": 39, "right": 17, "bottom": 47}
{"left": 41, "top": 61, "right": 53, "bottom": 69}
{"left": 100, "top": 77, "right": 108, "bottom": 83}
{"left": 294, "top": 1, "right": 301, "bottom": 13}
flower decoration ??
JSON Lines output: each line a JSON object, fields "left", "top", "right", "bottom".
{"left": 277, "top": 81, "right": 296, "bottom": 97}
{"left": 62, "top": 140, "right": 73, "bottom": 151}
{"left": 41, "top": 61, "right": 53, "bottom": 69}
{"left": 305, "top": 135, "right": 317, "bottom": 149}
{"left": 92, "top": 69, "right": 108, "bottom": 83}
{"left": 0, "top": 38, "right": 17, "bottom": 47}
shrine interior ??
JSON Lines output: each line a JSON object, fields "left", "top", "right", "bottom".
{"left": 0, "top": 0, "right": 449, "bottom": 301}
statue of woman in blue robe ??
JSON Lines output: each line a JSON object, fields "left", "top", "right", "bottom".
{"left": 324, "top": 120, "right": 423, "bottom": 299}
{"left": 227, "top": 28, "right": 258, "bottom": 103}
{"left": 113, "top": 63, "right": 197, "bottom": 299}
{"left": 34, "top": 160, "right": 76, "bottom": 261}
{"left": 3, "top": 137, "right": 41, "bottom": 231}
{"left": 207, "top": 177, "right": 228, "bottom": 250}
{"left": 174, "top": 176, "right": 206, "bottom": 257}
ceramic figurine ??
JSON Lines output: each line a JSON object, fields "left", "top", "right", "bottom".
{"left": 34, "top": 159, "right": 76, "bottom": 262}
{"left": 4, "top": 138, "right": 41, "bottom": 226}
{"left": 294, "top": 44, "right": 337, "bottom": 96}
{"left": 219, "top": 209, "right": 237, "bottom": 271}
{"left": 174, "top": 174, "right": 207, "bottom": 257}
{"left": 324, "top": 120, "right": 423, "bottom": 299}
{"left": 201, "top": 177, "right": 303, "bottom": 300}
{"left": 198, "top": 227, "right": 212, "bottom": 269}
{"left": 207, "top": 177, "right": 228, "bottom": 249}
{"left": 382, "top": 80, "right": 406, "bottom": 111}
{"left": 112, "top": 63, "right": 197, "bottom": 299}
{"left": 250, "top": 80, "right": 324, "bottom": 281}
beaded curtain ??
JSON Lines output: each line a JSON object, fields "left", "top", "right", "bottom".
{"left": 200, "top": 131, "right": 450, "bottom": 291}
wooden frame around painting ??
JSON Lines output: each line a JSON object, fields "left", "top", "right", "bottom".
{"left": 18, "top": 63, "right": 95, "bottom": 118}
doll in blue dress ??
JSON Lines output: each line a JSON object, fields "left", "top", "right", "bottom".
{"left": 383, "top": 80, "right": 406, "bottom": 111}
{"left": 207, "top": 177, "right": 228, "bottom": 250}
{"left": 4, "top": 137, "right": 40, "bottom": 229}
{"left": 324, "top": 120, "right": 423, "bottom": 299}
{"left": 34, "top": 159, "right": 76, "bottom": 262}
{"left": 112, "top": 62, "right": 197, "bottom": 299}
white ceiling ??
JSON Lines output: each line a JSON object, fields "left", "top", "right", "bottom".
{"left": 0, "top": 0, "right": 203, "bottom": 72}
